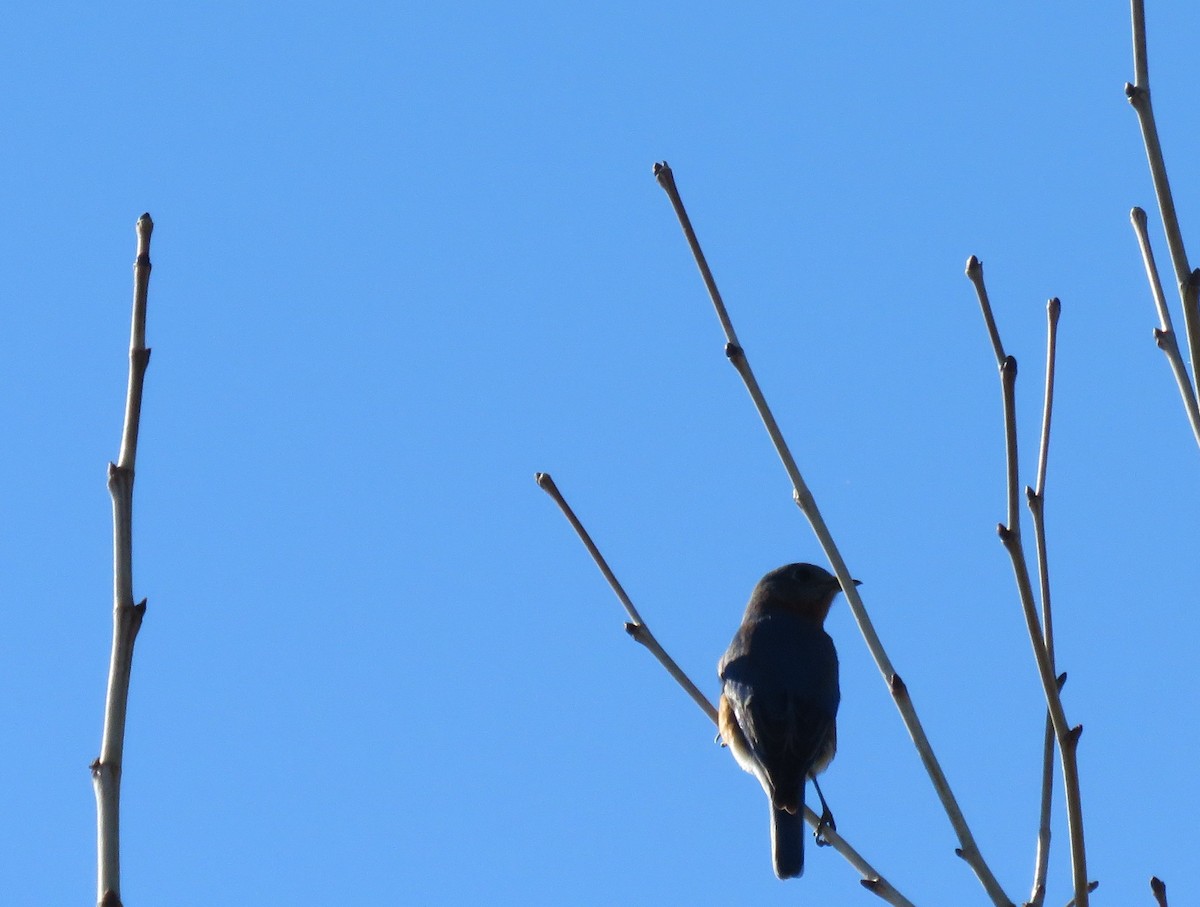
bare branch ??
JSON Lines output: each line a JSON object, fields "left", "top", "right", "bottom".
{"left": 91, "top": 213, "right": 154, "bottom": 907}
{"left": 1032, "top": 298, "right": 1060, "bottom": 503}
{"left": 1126, "top": 0, "right": 1200, "bottom": 404}
{"left": 536, "top": 472, "right": 913, "bottom": 903}
{"left": 1027, "top": 298, "right": 1061, "bottom": 907}
{"left": 535, "top": 471, "right": 715, "bottom": 723}
{"left": 966, "top": 256, "right": 1006, "bottom": 368}
{"left": 969, "top": 265, "right": 1089, "bottom": 906}
{"left": 1129, "top": 208, "right": 1200, "bottom": 446}
{"left": 654, "top": 161, "right": 1013, "bottom": 907}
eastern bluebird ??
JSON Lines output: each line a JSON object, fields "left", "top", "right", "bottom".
{"left": 718, "top": 563, "right": 852, "bottom": 879}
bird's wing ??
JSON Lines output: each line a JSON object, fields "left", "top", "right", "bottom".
{"left": 719, "top": 614, "right": 839, "bottom": 808}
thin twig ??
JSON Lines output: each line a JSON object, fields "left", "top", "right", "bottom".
{"left": 968, "top": 256, "right": 1007, "bottom": 368}
{"left": 535, "top": 472, "right": 715, "bottom": 722}
{"left": 91, "top": 213, "right": 154, "bottom": 907}
{"left": 536, "top": 472, "right": 915, "bottom": 905}
{"left": 966, "top": 261, "right": 1089, "bottom": 907}
{"left": 653, "top": 160, "right": 1013, "bottom": 907}
{"left": 1126, "top": 0, "right": 1200, "bottom": 404}
{"left": 1150, "top": 876, "right": 1168, "bottom": 907}
{"left": 1027, "top": 298, "right": 1061, "bottom": 907}
{"left": 1032, "top": 299, "right": 1060, "bottom": 504}
{"left": 1129, "top": 208, "right": 1200, "bottom": 446}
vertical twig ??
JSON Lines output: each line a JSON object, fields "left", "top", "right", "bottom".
{"left": 91, "top": 213, "right": 154, "bottom": 907}
{"left": 1126, "top": 0, "right": 1200, "bottom": 406}
{"left": 536, "top": 473, "right": 917, "bottom": 905}
{"left": 654, "top": 161, "right": 1013, "bottom": 907}
{"left": 966, "top": 258, "right": 1089, "bottom": 907}
{"left": 1027, "top": 297, "right": 1061, "bottom": 907}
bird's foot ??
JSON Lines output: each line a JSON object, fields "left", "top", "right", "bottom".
{"left": 814, "top": 807, "right": 836, "bottom": 847}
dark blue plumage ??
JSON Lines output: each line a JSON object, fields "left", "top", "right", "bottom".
{"left": 718, "top": 563, "right": 848, "bottom": 879}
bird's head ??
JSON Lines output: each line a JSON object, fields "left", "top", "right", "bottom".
{"left": 753, "top": 562, "right": 859, "bottom": 622}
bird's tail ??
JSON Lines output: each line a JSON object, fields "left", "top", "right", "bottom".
{"left": 770, "top": 802, "right": 804, "bottom": 879}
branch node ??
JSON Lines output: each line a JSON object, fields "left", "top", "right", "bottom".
{"left": 954, "top": 847, "right": 967, "bottom": 861}
{"left": 1150, "top": 876, "right": 1168, "bottom": 907}
{"left": 1057, "top": 671, "right": 1067, "bottom": 691}
{"left": 724, "top": 341, "right": 744, "bottom": 362}
{"left": 888, "top": 672, "right": 907, "bottom": 697}
{"left": 652, "top": 160, "right": 674, "bottom": 189}
{"left": 965, "top": 255, "right": 982, "bottom": 278}
{"left": 1068, "top": 724, "right": 1083, "bottom": 745}
{"left": 1125, "top": 81, "right": 1143, "bottom": 105}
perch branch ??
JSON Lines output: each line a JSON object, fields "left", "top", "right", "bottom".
{"left": 91, "top": 213, "right": 154, "bottom": 907}
{"left": 654, "top": 160, "right": 1012, "bottom": 907}
{"left": 536, "top": 472, "right": 915, "bottom": 905}
{"left": 966, "top": 259, "right": 1090, "bottom": 907}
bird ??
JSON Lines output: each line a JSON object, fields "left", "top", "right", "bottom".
{"left": 717, "top": 562, "right": 853, "bottom": 879}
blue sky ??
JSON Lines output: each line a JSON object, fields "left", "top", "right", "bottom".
{"left": 3, "top": 2, "right": 1198, "bottom": 904}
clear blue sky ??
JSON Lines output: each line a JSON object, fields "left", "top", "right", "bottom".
{"left": 3, "top": 2, "right": 1197, "bottom": 904}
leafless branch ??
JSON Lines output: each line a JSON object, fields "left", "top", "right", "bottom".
{"left": 1126, "top": 0, "right": 1200, "bottom": 412}
{"left": 535, "top": 471, "right": 715, "bottom": 722}
{"left": 1027, "top": 297, "right": 1061, "bottom": 907}
{"left": 91, "top": 213, "right": 154, "bottom": 907}
{"left": 536, "top": 471, "right": 915, "bottom": 904}
{"left": 652, "top": 160, "right": 1013, "bottom": 906}
{"left": 1129, "top": 208, "right": 1200, "bottom": 446}
{"left": 966, "top": 258, "right": 1089, "bottom": 907}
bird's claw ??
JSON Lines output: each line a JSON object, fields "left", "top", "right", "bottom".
{"left": 814, "top": 807, "right": 837, "bottom": 847}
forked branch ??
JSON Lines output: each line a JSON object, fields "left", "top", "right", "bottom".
{"left": 1027, "top": 297, "right": 1062, "bottom": 907}
{"left": 965, "top": 257, "right": 1089, "bottom": 907}
{"left": 653, "top": 161, "right": 1012, "bottom": 907}
{"left": 1126, "top": 0, "right": 1200, "bottom": 441}
{"left": 1129, "top": 208, "right": 1200, "bottom": 446}
{"left": 536, "top": 472, "right": 914, "bottom": 905}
